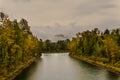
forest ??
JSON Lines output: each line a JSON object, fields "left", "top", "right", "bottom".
{"left": 41, "top": 39, "right": 70, "bottom": 53}
{"left": 0, "top": 12, "right": 41, "bottom": 80}
{"left": 68, "top": 28, "right": 120, "bottom": 69}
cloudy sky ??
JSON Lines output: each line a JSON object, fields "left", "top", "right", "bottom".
{"left": 0, "top": 0, "right": 120, "bottom": 41}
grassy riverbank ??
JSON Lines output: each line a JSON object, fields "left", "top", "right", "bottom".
{"left": 0, "top": 57, "right": 37, "bottom": 80}
{"left": 70, "top": 54, "right": 120, "bottom": 74}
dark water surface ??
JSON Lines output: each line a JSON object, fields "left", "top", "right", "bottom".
{"left": 14, "top": 53, "right": 120, "bottom": 80}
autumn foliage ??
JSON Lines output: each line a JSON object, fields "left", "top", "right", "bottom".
{"left": 0, "top": 12, "right": 41, "bottom": 78}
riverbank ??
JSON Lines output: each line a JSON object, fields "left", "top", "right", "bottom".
{"left": 0, "top": 57, "right": 37, "bottom": 80}
{"left": 70, "top": 54, "right": 120, "bottom": 75}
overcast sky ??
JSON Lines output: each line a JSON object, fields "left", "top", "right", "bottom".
{"left": 0, "top": 0, "right": 120, "bottom": 41}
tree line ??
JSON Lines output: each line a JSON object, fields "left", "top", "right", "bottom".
{"left": 68, "top": 28, "right": 120, "bottom": 67}
{"left": 40, "top": 39, "right": 70, "bottom": 53}
{"left": 0, "top": 12, "right": 41, "bottom": 77}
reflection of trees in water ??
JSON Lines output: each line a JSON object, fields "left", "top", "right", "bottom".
{"left": 76, "top": 59, "right": 120, "bottom": 80}
{"left": 14, "top": 59, "right": 42, "bottom": 80}
{"left": 106, "top": 72, "right": 120, "bottom": 80}
{"left": 77, "top": 60, "right": 102, "bottom": 74}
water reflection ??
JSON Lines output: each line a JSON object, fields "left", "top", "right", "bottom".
{"left": 106, "top": 72, "right": 120, "bottom": 80}
{"left": 14, "top": 53, "right": 120, "bottom": 80}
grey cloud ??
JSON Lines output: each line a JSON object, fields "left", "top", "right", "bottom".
{"left": 75, "top": 0, "right": 116, "bottom": 16}
{"left": 31, "top": 23, "right": 94, "bottom": 41}
{"left": 31, "top": 18, "right": 120, "bottom": 41}
{"left": 55, "top": 34, "right": 68, "bottom": 38}
{"left": 12, "top": 0, "right": 31, "bottom": 2}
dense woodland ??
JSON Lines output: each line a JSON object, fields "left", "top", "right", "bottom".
{"left": 0, "top": 12, "right": 41, "bottom": 79}
{"left": 41, "top": 39, "right": 70, "bottom": 53}
{"left": 68, "top": 28, "right": 120, "bottom": 67}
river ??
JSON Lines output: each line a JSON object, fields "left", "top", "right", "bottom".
{"left": 14, "top": 53, "right": 120, "bottom": 80}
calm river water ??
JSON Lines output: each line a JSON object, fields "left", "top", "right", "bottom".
{"left": 14, "top": 53, "right": 120, "bottom": 80}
